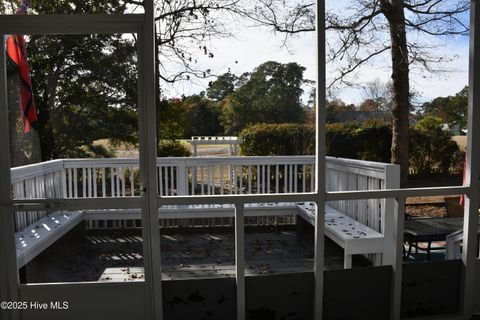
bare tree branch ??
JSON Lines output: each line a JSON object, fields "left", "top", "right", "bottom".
{"left": 124, "top": 0, "right": 244, "bottom": 93}
{"left": 244, "top": 0, "right": 469, "bottom": 186}
{"left": 244, "top": 0, "right": 469, "bottom": 88}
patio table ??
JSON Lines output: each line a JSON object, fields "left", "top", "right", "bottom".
{"left": 403, "top": 217, "right": 463, "bottom": 260}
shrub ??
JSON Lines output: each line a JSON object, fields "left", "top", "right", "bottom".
{"left": 409, "top": 118, "right": 461, "bottom": 175}
{"left": 352, "top": 121, "right": 392, "bottom": 163}
{"left": 239, "top": 121, "right": 461, "bottom": 176}
{"left": 240, "top": 121, "right": 391, "bottom": 159}
{"left": 324, "top": 122, "right": 358, "bottom": 159}
{"left": 325, "top": 120, "right": 392, "bottom": 162}
{"left": 240, "top": 123, "right": 315, "bottom": 156}
{"left": 158, "top": 140, "right": 191, "bottom": 157}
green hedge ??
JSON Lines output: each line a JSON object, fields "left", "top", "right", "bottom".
{"left": 409, "top": 130, "right": 462, "bottom": 175}
{"left": 240, "top": 123, "right": 315, "bottom": 156}
{"left": 240, "top": 121, "right": 391, "bottom": 163}
{"left": 325, "top": 120, "right": 391, "bottom": 163}
{"left": 239, "top": 121, "right": 462, "bottom": 175}
{"left": 158, "top": 140, "right": 191, "bottom": 157}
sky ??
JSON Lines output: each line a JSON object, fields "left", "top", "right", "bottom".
{"left": 161, "top": 1, "right": 470, "bottom": 106}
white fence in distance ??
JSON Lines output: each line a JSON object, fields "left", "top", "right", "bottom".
{"left": 190, "top": 136, "right": 240, "bottom": 156}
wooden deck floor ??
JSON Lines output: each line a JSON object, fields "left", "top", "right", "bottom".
{"left": 20, "top": 227, "right": 371, "bottom": 283}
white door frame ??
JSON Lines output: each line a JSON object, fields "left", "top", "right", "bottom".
{"left": 0, "top": 3, "right": 163, "bottom": 320}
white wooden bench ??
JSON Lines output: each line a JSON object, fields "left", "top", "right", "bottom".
{"left": 296, "top": 202, "right": 384, "bottom": 269}
{"left": 12, "top": 203, "right": 383, "bottom": 270}
{"left": 15, "top": 211, "right": 83, "bottom": 268}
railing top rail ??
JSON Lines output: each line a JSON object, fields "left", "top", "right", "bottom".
{"left": 326, "top": 156, "right": 394, "bottom": 170}
{"left": 62, "top": 158, "right": 140, "bottom": 168}
{"left": 10, "top": 159, "right": 64, "bottom": 183}
{"left": 10, "top": 156, "right": 398, "bottom": 182}
{"left": 60, "top": 156, "right": 317, "bottom": 168}
{"left": 326, "top": 156, "right": 396, "bottom": 180}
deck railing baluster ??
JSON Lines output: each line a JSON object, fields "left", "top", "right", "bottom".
{"left": 129, "top": 168, "right": 134, "bottom": 196}
{"left": 10, "top": 156, "right": 395, "bottom": 245}
{"left": 110, "top": 167, "right": 115, "bottom": 197}
{"left": 101, "top": 168, "right": 106, "bottom": 197}
{"left": 220, "top": 165, "right": 225, "bottom": 195}
{"left": 163, "top": 167, "right": 169, "bottom": 196}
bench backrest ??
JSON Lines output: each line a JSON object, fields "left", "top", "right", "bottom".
{"left": 11, "top": 160, "right": 65, "bottom": 231}
{"left": 326, "top": 157, "right": 400, "bottom": 234}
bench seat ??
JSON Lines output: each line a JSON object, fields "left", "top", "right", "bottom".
{"left": 296, "top": 202, "right": 384, "bottom": 268}
{"left": 15, "top": 211, "right": 83, "bottom": 268}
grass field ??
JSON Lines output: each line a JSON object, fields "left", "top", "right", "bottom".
{"left": 93, "top": 139, "right": 232, "bottom": 158}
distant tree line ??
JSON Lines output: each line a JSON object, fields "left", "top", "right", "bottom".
{"left": 158, "top": 61, "right": 309, "bottom": 141}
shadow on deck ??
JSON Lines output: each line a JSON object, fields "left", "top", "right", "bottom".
{"left": 20, "top": 224, "right": 371, "bottom": 284}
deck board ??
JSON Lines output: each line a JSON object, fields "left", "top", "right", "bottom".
{"left": 20, "top": 228, "right": 371, "bottom": 283}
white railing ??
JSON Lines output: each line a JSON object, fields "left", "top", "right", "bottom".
{"left": 170, "top": 156, "right": 315, "bottom": 196}
{"left": 62, "top": 158, "right": 140, "bottom": 198}
{"left": 10, "top": 156, "right": 399, "bottom": 234}
{"left": 56, "top": 156, "right": 314, "bottom": 198}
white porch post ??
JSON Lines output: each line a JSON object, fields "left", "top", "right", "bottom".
{"left": 314, "top": 0, "right": 326, "bottom": 318}
{"left": 138, "top": 1, "right": 164, "bottom": 319}
{"left": 382, "top": 163, "right": 402, "bottom": 320}
{"left": 235, "top": 203, "right": 245, "bottom": 320}
{"left": 382, "top": 164, "right": 401, "bottom": 267}
{"left": 0, "top": 35, "right": 20, "bottom": 320}
{"left": 390, "top": 197, "right": 405, "bottom": 320}
{"left": 461, "top": 0, "right": 480, "bottom": 317}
